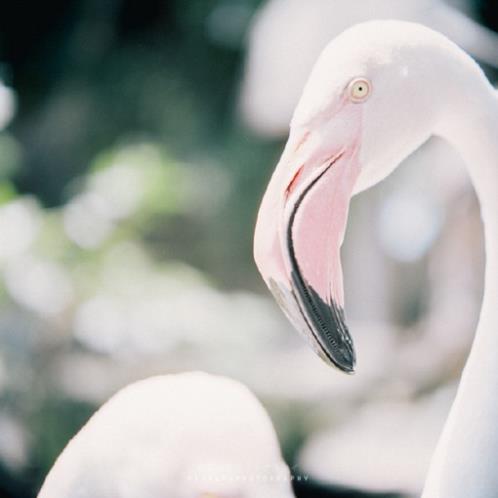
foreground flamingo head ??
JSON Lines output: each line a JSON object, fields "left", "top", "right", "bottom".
{"left": 37, "top": 373, "right": 295, "bottom": 498}
{"left": 254, "top": 20, "right": 479, "bottom": 372}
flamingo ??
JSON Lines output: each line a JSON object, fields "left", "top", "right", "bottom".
{"left": 37, "top": 372, "right": 294, "bottom": 498}
{"left": 240, "top": 0, "right": 498, "bottom": 136}
{"left": 254, "top": 20, "right": 498, "bottom": 497}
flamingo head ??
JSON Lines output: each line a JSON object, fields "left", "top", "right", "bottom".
{"left": 254, "top": 20, "right": 476, "bottom": 372}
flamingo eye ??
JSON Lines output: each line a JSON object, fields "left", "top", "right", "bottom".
{"left": 348, "top": 78, "right": 371, "bottom": 102}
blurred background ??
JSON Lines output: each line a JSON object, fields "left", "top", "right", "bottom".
{"left": 0, "top": 1, "right": 497, "bottom": 497}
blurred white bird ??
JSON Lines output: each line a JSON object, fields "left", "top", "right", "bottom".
{"left": 0, "top": 80, "right": 15, "bottom": 130}
{"left": 37, "top": 372, "right": 294, "bottom": 498}
{"left": 300, "top": 385, "right": 457, "bottom": 496}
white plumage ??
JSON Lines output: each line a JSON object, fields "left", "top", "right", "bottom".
{"left": 38, "top": 372, "right": 294, "bottom": 498}
{"left": 253, "top": 18, "right": 498, "bottom": 497}
{"left": 240, "top": 0, "right": 498, "bottom": 135}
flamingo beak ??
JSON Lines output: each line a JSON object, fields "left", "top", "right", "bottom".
{"left": 254, "top": 131, "right": 361, "bottom": 373}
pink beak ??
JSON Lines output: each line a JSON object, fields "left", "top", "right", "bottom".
{"left": 254, "top": 128, "right": 361, "bottom": 373}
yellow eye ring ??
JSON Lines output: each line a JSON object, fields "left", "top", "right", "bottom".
{"left": 348, "top": 77, "right": 372, "bottom": 103}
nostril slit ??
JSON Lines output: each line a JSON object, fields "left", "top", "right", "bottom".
{"left": 285, "top": 165, "right": 304, "bottom": 197}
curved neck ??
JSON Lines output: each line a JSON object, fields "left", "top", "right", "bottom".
{"left": 442, "top": 89, "right": 498, "bottom": 353}
{"left": 422, "top": 86, "right": 498, "bottom": 497}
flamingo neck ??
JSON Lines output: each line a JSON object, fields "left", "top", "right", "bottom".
{"left": 422, "top": 87, "right": 498, "bottom": 497}
{"left": 442, "top": 88, "right": 498, "bottom": 355}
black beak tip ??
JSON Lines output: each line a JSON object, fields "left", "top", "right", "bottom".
{"left": 328, "top": 344, "right": 356, "bottom": 374}
{"left": 269, "top": 276, "right": 358, "bottom": 375}
{"left": 338, "top": 359, "right": 356, "bottom": 375}
{"left": 292, "top": 278, "right": 356, "bottom": 375}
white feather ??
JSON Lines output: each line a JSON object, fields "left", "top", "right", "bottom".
{"left": 38, "top": 372, "right": 294, "bottom": 498}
